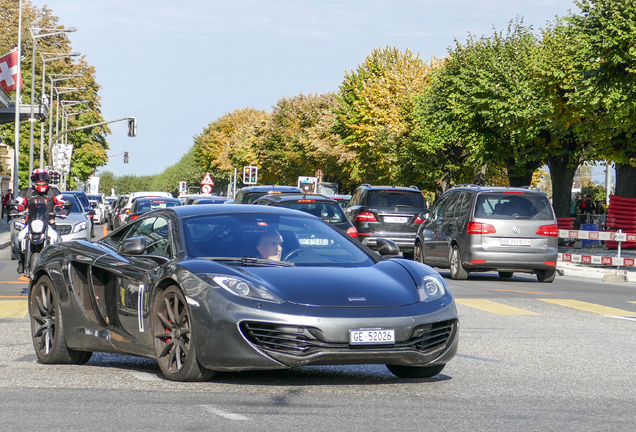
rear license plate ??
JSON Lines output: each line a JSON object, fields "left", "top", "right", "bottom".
{"left": 349, "top": 329, "right": 395, "bottom": 345}
{"left": 500, "top": 238, "right": 531, "bottom": 246}
{"left": 384, "top": 216, "right": 409, "bottom": 224}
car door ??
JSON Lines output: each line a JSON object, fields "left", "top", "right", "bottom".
{"left": 436, "top": 191, "right": 462, "bottom": 263}
{"left": 92, "top": 215, "right": 175, "bottom": 355}
{"left": 423, "top": 193, "right": 450, "bottom": 263}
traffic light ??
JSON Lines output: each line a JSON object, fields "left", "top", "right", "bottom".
{"left": 127, "top": 117, "right": 137, "bottom": 137}
{"left": 243, "top": 166, "right": 258, "bottom": 184}
{"left": 124, "top": 151, "right": 129, "bottom": 163}
{"left": 179, "top": 181, "right": 187, "bottom": 193}
{"left": 49, "top": 170, "right": 60, "bottom": 186}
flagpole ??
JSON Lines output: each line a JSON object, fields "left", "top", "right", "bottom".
{"left": 13, "top": 0, "right": 23, "bottom": 194}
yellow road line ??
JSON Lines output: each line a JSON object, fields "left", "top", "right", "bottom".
{"left": 628, "top": 301, "right": 636, "bottom": 305}
{"left": 455, "top": 299, "right": 539, "bottom": 315}
{"left": 538, "top": 299, "right": 636, "bottom": 316}
{"left": 0, "top": 281, "right": 29, "bottom": 284}
{"left": 103, "top": 224, "right": 107, "bottom": 237}
{"left": 0, "top": 300, "right": 28, "bottom": 319}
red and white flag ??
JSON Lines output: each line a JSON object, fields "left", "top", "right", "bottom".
{"left": 0, "top": 48, "right": 24, "bottom": 93}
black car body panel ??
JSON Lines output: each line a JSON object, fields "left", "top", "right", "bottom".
{"left": 29, "top": 205, "right": 458, "bottom": 378}
{"left": 233, "top": 185, "right": 303, "bottom": 204}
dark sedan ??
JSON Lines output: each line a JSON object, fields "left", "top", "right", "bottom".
{"left": 28, "top": 205, "right": 458, "bottom": 381}
{"left": 254, "top": 193, "right": 359, "bottom": 238}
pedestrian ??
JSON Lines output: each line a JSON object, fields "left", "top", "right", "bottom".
{"left": 3, "top": 188, "right": 13, "bottom": 223}
{"left": 595, "top": 200, "right": 605, "bottom": 215}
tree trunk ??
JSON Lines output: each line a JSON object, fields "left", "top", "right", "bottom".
{"left": 504, "top": 157, "right": 537, "bottom": 187}
{"left": 435, "top": 171, "right": 453, "bottom": 200}
{"left": 615, "top": 164, "right": 636, "bottom": 198}
{"left": 473, "top": 164, "right": 487, "bottom": 186}
{"left": 547, "top": 154, "right": 579, "bottom": 218}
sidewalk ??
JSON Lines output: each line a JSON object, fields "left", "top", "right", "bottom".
{"left": 0, "top": 218, "right": 11, "bottom": 250}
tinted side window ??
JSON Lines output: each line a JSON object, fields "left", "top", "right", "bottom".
{"left": 457, "top": 192, "right": 473, "bottom": 217}
{"left": 442, "top": 191, "right": 462, "bottom": 218}
{"left": 123, "top": 217, "right": 172, "bottom": 257}
{"left": 430, "top": 194, "right": 449, "bottom": 220}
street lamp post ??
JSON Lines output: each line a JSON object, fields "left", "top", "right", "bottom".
{"left": 28, "top": 27, "right": 77, "bottom": 176}
{"left": 48, "top": 99, "right": 89, "bottom": 167}
{"left": 13, "top": 0, "right": 23, "bottom": 193}
{"left": 47, "top": 75, "right": 83, "bottom": 166}
{"left": 52, "top": 87, "right": 87, "bottom": 148}
{"left": 38, "top": 53, "right": 80, "bottom": 169}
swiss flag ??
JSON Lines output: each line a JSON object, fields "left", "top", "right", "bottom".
{"left": 0, "top": 48, "right": 24, "bottom": 93}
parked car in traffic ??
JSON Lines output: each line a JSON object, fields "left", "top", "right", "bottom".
{"left": 233, "top": 185, "right": 303, "bottom": 204}
{"left": 63, "top": 191, "right": 96, "bottom": 238}
{"left": 345, "top": 184, "right": 427, "bottom": 259}
{"left": 54, "top": 194, "right": 92, "bottom": 242}
{"left": 109, "top": 194, "right": 128, "bottom": 231}
{"left": 190, "top": 197, "right": 230, "bottom": 205}
{"left": 254, "top": 193, "right": 358, "bottom": 238}
{"left": 118, "top": 191, "right": 174, "bottom": 226}
{"left": 127, "top": 197, "right": 181, "bottom": 221}
{"left": 87, "top": 194, "right": 106, "bottom": 224}
{"left": 414, "top": 185, "right": 558, "bottom": 282}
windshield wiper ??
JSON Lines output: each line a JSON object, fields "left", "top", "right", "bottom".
{"left": 514, "top": 215, "right": 533, "bottom": 219}
{"left": 201, "top": 256, "right": 295, "bottom": 267}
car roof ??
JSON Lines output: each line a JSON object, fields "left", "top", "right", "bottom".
{"left": 357, "top": 185, "right": 420, "bottom": 192}
{"left": 449, "top": 185, "right": 548, "bottom": 195}
{"left": 257, "top": 193, "right": 337, "bottom": 204}
{"left": 239, "top": 185, "right": 302, "bottom": 193}
{"left": 170, "top": 203, "right": 315, "bottom": 218}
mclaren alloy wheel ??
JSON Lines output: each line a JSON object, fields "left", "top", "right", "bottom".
{"left": 153, "top": 286, "right": 214, "bottom": 381}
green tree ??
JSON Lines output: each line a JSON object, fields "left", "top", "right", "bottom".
{"left": 332, "top": 46, "right": 435, "bottom": 186}
{"left": 567, "top": 0, "right": 636, "bottom": 197}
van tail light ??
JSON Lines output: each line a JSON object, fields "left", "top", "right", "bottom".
{"left": 414, "top": 215, "right": 425, "bottom": 224}
{"left": 536, "top": 224, "right": 558, "bottom": 237}
{"left": 130, "top": 215, "right": 139, "bottom": 221}
{"left": 467, "top": 222, "right": 497, "bottom": 234}
{"left": 354, "top": 212, "right": 377, "bottom": 222}
{"left": 346, "top": 226, "right": 359, "bottom": 238}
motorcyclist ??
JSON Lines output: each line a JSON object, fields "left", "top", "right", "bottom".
{"left": 10, "top": 169, "right": 71, "bottom": 274}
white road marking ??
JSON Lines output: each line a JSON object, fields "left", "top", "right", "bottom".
{"left": 604, "top": 315, "right": 636, "bottom": 322}
{"left": 130, "top": 372, "right": 161, "bottom": 381}
{"left": 199, "top": 405, "right": 250, "bottom": 421}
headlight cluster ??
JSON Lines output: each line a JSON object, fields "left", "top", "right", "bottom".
{"left": 31, "top": 219, "right": 45, "bottom": 234}
{"left": 418, "top": 275, "right": 447, "bottom": 302}
{"left": 73, "top": 221, "right": 87, "bottom": 233}
{"left": 200, "top": 274, "right": 284, "bottom": 304}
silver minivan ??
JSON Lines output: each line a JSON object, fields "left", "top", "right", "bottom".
{"left": 415, "top": 185, "right": 558, "bottom": 282}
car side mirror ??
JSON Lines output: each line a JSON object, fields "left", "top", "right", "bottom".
{"left": 63, "top": 200, "right": 73, "bottom": 208}
{"left": 376, "top": 239, "right": 400, "bottom": 257}
{"left": 419, "top": 210, "right": 430, "bottom": 221}
{"left": 119, "top": 237, "right": 146, "bottom": 255}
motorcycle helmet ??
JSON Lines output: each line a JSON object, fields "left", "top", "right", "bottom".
{"left": 31, "top": 169, "right": 50, "bottom": 193}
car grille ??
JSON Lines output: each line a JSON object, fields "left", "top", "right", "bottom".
{"left": 240, "top": 320, "right": 456, "bottom": 356}
{"left": 57, "top": 224, "right": 72, "bottom": 235}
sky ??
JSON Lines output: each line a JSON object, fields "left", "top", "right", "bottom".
{"left": 32, "top": 0, "right": 579, "bottom": 179}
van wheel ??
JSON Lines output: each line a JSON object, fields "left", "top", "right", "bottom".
{"left": 536, "top": 269, "right": 556, "bottom": 283}
{"left": 498, "top": 272, "right": 513, "bottom": 279}
{"left": 414, "top": 241, "right": 424, "bottom": 263}
{"left": 449, "top": 246, "right": 468, "bottom": 280}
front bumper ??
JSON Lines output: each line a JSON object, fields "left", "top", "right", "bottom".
{"left": 190, "top": 291, "right": 458, "bottom": 372}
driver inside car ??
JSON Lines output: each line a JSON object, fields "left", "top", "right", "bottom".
{"left": 256, "top": 230, "right": 283, "bottom": 261}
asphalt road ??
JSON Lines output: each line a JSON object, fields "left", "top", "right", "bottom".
{"left": 1, "top": 227, "right": 635, "bottom": 431}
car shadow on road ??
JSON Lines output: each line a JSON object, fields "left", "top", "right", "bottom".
{"left": 86, "top": 352, "right": 452, "bottom": 386}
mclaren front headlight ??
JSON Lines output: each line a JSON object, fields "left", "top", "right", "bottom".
{"left": 198, "top": 274, "right": 284, "bottom": 304}
{"left": 418, "top": 274, "right": 447, "bottom": 302}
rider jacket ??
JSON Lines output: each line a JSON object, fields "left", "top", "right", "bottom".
{"left": 12, "top": 187, "right": 71, "bottom": 218}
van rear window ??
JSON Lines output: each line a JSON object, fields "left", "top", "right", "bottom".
{"left": 474, "top": 193, "right": 554, "bottom": 220}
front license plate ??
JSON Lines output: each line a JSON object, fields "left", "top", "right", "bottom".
{"left": 349, "top": 329, "right": 395, "bottom": 345}
{"left": 500, "top": 238, "right": 531, "bottom": 246}
{"left": 384, "top": 216, "right": 409, "bottom": 224}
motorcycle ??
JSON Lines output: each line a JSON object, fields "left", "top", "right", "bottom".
{"left": 10, "top": 199, "right": 71, "bottom": 277}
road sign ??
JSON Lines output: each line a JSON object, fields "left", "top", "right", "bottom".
{"left": 201, "top": 184, "right": 212, "bottom": 194}
{"left": 201, "top": 172, "right": 214, "bottom": 186}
